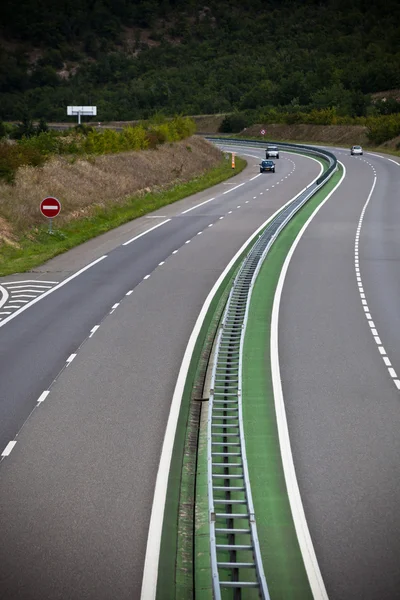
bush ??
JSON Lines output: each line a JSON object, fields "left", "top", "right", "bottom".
{"left": 219, "top": 113, "right": 248, "bottom": 133}
{"left": 0, "top": 143, "right": 45, "bottom": 183}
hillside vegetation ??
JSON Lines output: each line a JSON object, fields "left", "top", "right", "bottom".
{"left": 1, "top": 0, "right": 400, "bottom": 124}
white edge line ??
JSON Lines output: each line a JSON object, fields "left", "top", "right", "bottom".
{"left": 1, "top": 441, "right": 17, "bottom": 457}
{"left": 367, "top": 152, "right": 400, "bottom": 166}
{"left": 122, "top": 219, "right": 171, "bottom": 246}
{"left": 250, "top": 174, "right": 262, "bottom": 181}
{"left": 140, "top": 154, "right": 325, "bottom": 600}
{"left": 0, "top": 255, "right": 107, "bottom": 329}
{"left": 181, "top": 198, "right": 215, "bottom": 215}
{"left": 0, "top": 285, "right": 9, "bottom": 310}
{"left": 37, "top": 390, "right": 50, "bottom": 403}
{"left": 270, "top": 162, "right": 346, "bottom": 600}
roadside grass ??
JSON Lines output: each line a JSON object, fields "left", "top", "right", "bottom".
{"left": 0, "top": 155, "right": 246, "bottom": 276}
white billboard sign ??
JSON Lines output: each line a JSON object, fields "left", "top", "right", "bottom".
{"left": 67, "top": 106, "right": 97, "bottom": 124}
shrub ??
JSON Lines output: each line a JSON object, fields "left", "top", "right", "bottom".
{"left": 219, "top": 113, "right": 248, "bottom": 133}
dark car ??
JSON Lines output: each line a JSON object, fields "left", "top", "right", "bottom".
{"left": 260, "top": 159, "right": 275, "bottom": 173}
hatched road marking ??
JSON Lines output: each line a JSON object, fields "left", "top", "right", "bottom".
{"left": 0, "top": 280, "right": 59, "bottom": 321}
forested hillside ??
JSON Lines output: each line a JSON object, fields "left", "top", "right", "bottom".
{"left": 1, "top": 0, "right": 400, "bottom": 122}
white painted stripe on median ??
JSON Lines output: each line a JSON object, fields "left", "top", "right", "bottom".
{"left": 270, "top": 163, "right": 345, "bottom": 600}
{"left": 122, "top": 219, "right": 171, "bottom": 246}
{"left": 140, "top": 155, "right": 325, "bottom": 600}
{"left": 1, "top": 441, "right": 17, "bottom": 457}
{"left": 0, "top": 255, "right": 108, "bottom": 329}
{"left": 0, "top": 287, "right": 9, "bottom": 309}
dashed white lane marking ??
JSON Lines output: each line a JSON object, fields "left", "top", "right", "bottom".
{"left": 245, "top": 201, "right": 249, "bottom": 204}
{"left": 208, "top": 224, "right": 213, "bottom": 227}
{"left": 197, "top": 231, "right": 202, "bottom": 235}
{"left": 250, "top": 174, "right": 262, "bottom": 181}
{"left": 123, "top": 219, "right": 171, "bottom": 246}
{"left": 355, "top": 173, "right": 400, "bottom": 389}
{"left": 219, "top": 217, "right": 224, "bottom": 220}
{"left": 89, "top": 325, "right": 100, "bottom": 337}
{"left": 37, "top": 391, "right": 50, "bottom": 403}
{"left": 146, "top": 215, "right": 167, "bottom": 218}
{"left": 223, "top": 182, "right": 245, "bottom": 195}
{"left": 253, "top": 196, "right": 257, "bottom": 199}
{"left": 1, "top": 441, "right": 17, "bottom": 457}
{"left": 228, "top": 210, "right": 233, "bottom": 214}
{"left": 158, "top": 261, "right": 165, "bottom": 266}
{"left": 181, "top": 198, "right": 215, "bottom": 214}
{"left": 111, "top": 303, "right": 120, "bottom": 312}
{"left": 143, "top": 274, "right": 151, "bottom": 279}
{"left": 126, "top": 290, "right": 133, "bottom": 296}
{"left": 172, "top": 250, "right": 178, "bottom": 254}
{"left": 185, "top": 240, "right": 191, "bottom": 243}
{"left": 237, "top": 205, "right": 241, "bottom": 208}
{"left": 66, "top": 353, "right": 76, "bottom": 365}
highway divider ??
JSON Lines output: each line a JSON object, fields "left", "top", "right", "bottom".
{"left": 144, "top": 140, "right": 337, "bottom": 600}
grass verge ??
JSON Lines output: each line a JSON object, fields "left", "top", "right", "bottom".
{"left": 242, "top": 165, "right": 343, "bottom": 599}
{"left": 0, "top": 155, "right": 246, "bottom": 276}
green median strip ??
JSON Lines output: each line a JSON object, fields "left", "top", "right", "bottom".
{"left": 242, "top": 165, "right": 343, "bottom": 599}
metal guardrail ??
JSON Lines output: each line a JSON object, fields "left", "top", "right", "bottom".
{"left": 207, "top": 139, "right": 337, "bottom": 599}
{"left": 205, "top": 136, "right": 337, "bottom": 185}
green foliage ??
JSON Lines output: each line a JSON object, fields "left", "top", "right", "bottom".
{"left": 0, "top": 117, "right": 196, "bottom": 181}
{"left": 0, "top": 121, "right": 7, "bottom": 138}
{"left": 0, "top": 0, "right": 400, "bottom": 132}
{"left": 0, "top": 142, "right": 44, "bottom": 183}
{"left": 367, "top": 115, "right": 400, "bottom": 145}
{"left": 219, "top": 113, "right": 249, "bottom": 133}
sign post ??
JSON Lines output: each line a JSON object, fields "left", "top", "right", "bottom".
{"left": 40, "top": 197, "right": 61, "bottom": 233}
{"left": 231, "top": 152, "right": 236, "bottom": 169}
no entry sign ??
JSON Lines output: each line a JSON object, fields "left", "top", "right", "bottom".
{"left": 40, "top": 197, "right": 61, "bottom": 219}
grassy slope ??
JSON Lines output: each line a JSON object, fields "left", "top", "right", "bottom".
{"left": 0, "top": 152, "right": 246, "bottom": 276}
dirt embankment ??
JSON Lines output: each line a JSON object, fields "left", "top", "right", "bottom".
{"left": 241, "top": 123, "right": 368, "bottom": 145}
{"left": 0, "top": 136, "right": 221, "bottom": 241}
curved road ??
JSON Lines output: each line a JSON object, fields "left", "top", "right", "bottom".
{"left": 0, "top": 147, "right": 320, "bottom": 599}
{"left": 279, "top": 150, "right": 400, "bottom": 599}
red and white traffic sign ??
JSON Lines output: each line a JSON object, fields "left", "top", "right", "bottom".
{"left": 260, "top": 129, "right": 266, "bottom": 135}
{"left": 40, "top": 197, "right": 61, "bottom": 218}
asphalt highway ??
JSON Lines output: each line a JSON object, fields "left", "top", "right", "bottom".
{"left": 0, "top": 147, "right": 320, "bottom": 599}
{"left": 279, "top": 150, "right": 400, "bottom": 599}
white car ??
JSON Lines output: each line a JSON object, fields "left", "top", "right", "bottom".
{"left": 266, "top": 145, "right": 279, "bottom": 159}
{"left": 351, "top": 145, "right": 363, "bottom": 155}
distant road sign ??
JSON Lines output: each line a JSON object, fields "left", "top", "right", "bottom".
{"left": 40, "top": 197, "right": 61, "bottom": 218}
{"left": 260, "top": 129, "right": 266, "bottom": 135}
